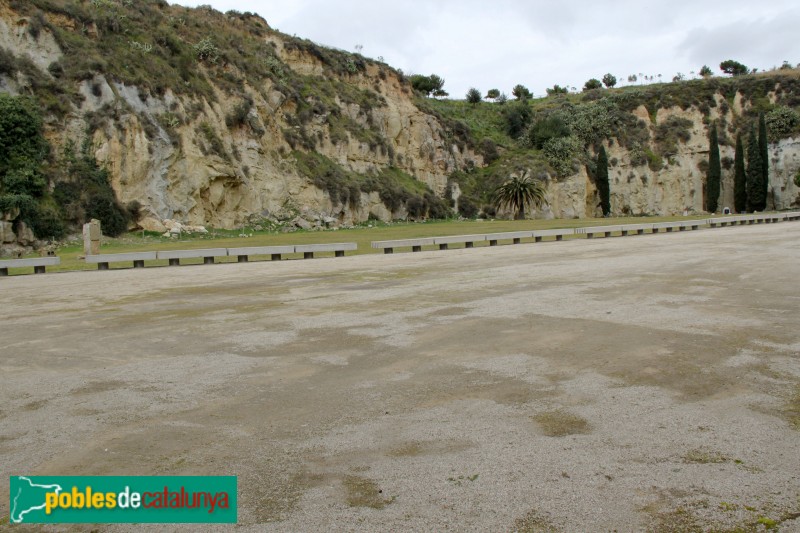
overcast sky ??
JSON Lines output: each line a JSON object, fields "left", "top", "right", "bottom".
{"left": 170, "top": 0, "right": 800, "bottom": 99}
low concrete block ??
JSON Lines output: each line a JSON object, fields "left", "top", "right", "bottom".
{"left": 157, "top": 248, "right": 228, "bottom": 260}
{"left": 432, "top": 235, "right": 488, "bottom": 245}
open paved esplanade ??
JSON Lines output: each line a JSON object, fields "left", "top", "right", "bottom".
{"left": 1, "top": 222, "right": 799, "bottom": 531}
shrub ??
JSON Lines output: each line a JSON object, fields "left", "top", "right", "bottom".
{"left": 765, "top": 106, "right": 799, "bottom": 141}
{"left": 193, "top": 37, "right": 220, "bottom": 64}
{"left": 527, "top": 115, "right": 571, "bottom": 149}
{"left": 458, "top": 196, "right": 479, "bottom": 218}
{"left": 542, "top": 136, "right": 582, "bottom": 177}
{"left": 583, "top": 78, "right": 603, "bottom": 91}
{"left": 27, "top": 204, "right": 65, "bottom": 239}
{"left": 503, "top": 100, "right": 532, "bottom": 138}
{"left": 85, "top": 194, "right": 129, "bottom": 237}
{"left": 479, "top": 138, "right": 499, "bottom": 165}
{"left": 654, "top": 116, "right": 693, "bottom": 155}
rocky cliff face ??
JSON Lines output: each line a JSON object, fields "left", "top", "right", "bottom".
{"left": 0, "top": 1, "right": 798, "bottom": 238}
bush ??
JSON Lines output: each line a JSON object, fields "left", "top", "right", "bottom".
{"left": 479, "top": 138, "right": 499, "bottom": 165}
{"left": 503, "top": 100, "right": 532, "bottom": 138}
{"left": 542, "top": 136, "right": 582, "bottom": 177}
{"left": 765, "top": 106, "right": 799, "bottom": 141}
{"left": 654, "top": 116, "right": 693, "bottom": 155}
{"left": 528, "top": 115, "right": 571, "bottom": 149}
{"left": 583, "top": 78, "right": 603, "bottom": 91}
{"left": 27, "top": 204, "right": 65, "bottom": 239}
{"left": 458, "top": 196, "right": 479, "bottom": 218}
{"left": 85, "top": 194, "right": 130, "bottom": 237}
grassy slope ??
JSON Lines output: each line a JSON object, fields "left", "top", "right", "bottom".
{"left": 3, "top": 214, "right": 716, "bottom": 275}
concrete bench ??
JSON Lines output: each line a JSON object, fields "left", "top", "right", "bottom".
{"left": 679, "top": 220, "right": 708, "bottom": 231}
{"left": 157, "top": 248, "right": 228, "bottom": 266}
{"left": 531, "top": 228, "right": 574, "bottom": 242}
{"left": 576, "top": 225, "right": 623, "bottom": 238}
{"left": 227, "top": 246, "right": 295, "bottom": 262}
{"left": 371, "top": 238, "right": 435, "bottom": 254}
{"left": 485, "top": 231, "right": 533, "bottom": 246}
{"left": 618, "top": 223, "right": 652, "bottom": 235}
{"left": 86, "top": 252, "right": 157, "bottom": 270}
{"left": 651, "top": 221, "right": 684, "bottom": 233}
{"left": 0, "top": 256, "right": 60, "bottom": 275}
{"left": 433, "top": 234, "right": 487, "bottom": 250}
{"left": 295, "top": 242, "right": 356, "bottom": 259}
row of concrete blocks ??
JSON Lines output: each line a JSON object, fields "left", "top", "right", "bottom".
{"left": 372, "top": 228, "right": 573, "bottom": 253}
{"left": 85, "top": 243, "right": 359, "bottom": 270}
{"left": 371, "top": 213, "right": 800, "bottom": 253}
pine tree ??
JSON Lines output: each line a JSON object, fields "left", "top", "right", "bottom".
{"left": 746, "top": 126, "right": 765, "bottom": 212}
{"left": 733, "top": 133, "right": 747, "bottom": 213}
{"left": 758, "top": 113, "right": 769, "bottom": 208}
{"left": 706, "top": 124, "right": 721, "bottom": 213}
{"left": 596, "top": 146, "right": 611, "bottom": 216}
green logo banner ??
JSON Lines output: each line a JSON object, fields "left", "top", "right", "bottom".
{"left": 9, "top": 476, "right": 237, "bottom": 524}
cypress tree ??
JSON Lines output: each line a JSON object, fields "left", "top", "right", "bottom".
{"left": 758, "top": 112, "right": 769, "bottom": 208}
{"left": 746, "top": 125, "right": 765, "bottom": 212}
{"left": 706, "top": 124, "right": 721, "bottom": 213}
{"left": 596, "top": 146, "right": 610, "bottom": 216}
{"left": 733, "top": 133, "right": 747, "bottom": 213}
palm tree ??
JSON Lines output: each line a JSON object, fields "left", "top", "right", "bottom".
{"left": 493, "top": 174, "right": 547, "bottom": 220}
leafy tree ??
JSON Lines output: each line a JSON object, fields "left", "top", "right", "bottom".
{"left": 699, "top": 65, "right": 713, "bottom": 78}
{"left": 706, "top": 124, "right": 721, "bottom": 213}
{"left": 493, "top": 174, "right": 547, "bottom": 220}
{"left": 602, "top": 73, "right": 617, "bottom": 88}
{"left": 758, "top": 112, "right": 769, "bottom": 206}
{"left": 512, "top": 84, "right": 533, "bottom": 101}
{"left": 410, "top": 74, "right": 446, "bottom": 97}
{"left": 485, "top": 88, "right": 500, "bottom": 100}
{"left": 720, "top": 59, "right": 749, "bottom": 76}
{"left": 746, "top": 125, "right": 765, "bottom": 211}
{"left": 466, "top": 87, "right": 481, "bottom": 105}
{"left": 583, "top": 78, "right": 602, "bottom": 91}
{"left": 627, "top": 74, "right": 638, "bottom": 83}
{"left": 496, "top": 92, "right": 508, "bottom": 105}
{"left": 596, "top": 145, "right": 610, "bottom": 216}
{"left": 546, "top": 85, "right": 569, "bottom": 96}
{"left": 733, "top": 133, "right": 747, "bottom": 213}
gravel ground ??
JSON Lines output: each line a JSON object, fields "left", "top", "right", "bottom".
{"left": 1, "top": 223, "right": 799, "bottom": 532}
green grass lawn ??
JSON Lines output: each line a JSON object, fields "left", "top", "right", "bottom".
{"left": 4, "top": 215, "right": 716, "bottom": 275}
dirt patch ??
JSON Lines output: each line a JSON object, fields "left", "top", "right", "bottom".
{"left": 532, "top": 410, "right": 591, "bottom": 437}
{"left": 343, "top": 475, "right": 393, "bottom": 509}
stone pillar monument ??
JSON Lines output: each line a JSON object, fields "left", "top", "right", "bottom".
{"left": 83, "top": 219, "right": 101, "bottom": 256}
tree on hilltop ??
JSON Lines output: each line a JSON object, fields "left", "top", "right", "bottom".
{"left": 466, "top": 87, "right": 481, "bottom": 105}
{"left": 602, "top": 73, "right": 617, "bottom": 88}
{"left": 699, "top": 65, "right": 713, "bottom": 78}
{"left": 720, "top": 60, "right": 749, "bottom": 76}
{"left": 410, "top": 74, "right": 447, "bottom": 97}
{"left": 485, "top": 88, "right": 500, "bottom": 101}
{"left": 512, "top": 84, "right": 533, "bottom": 101}
{"left": 583, "top": 78, "right": 602, "bottom": 91}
